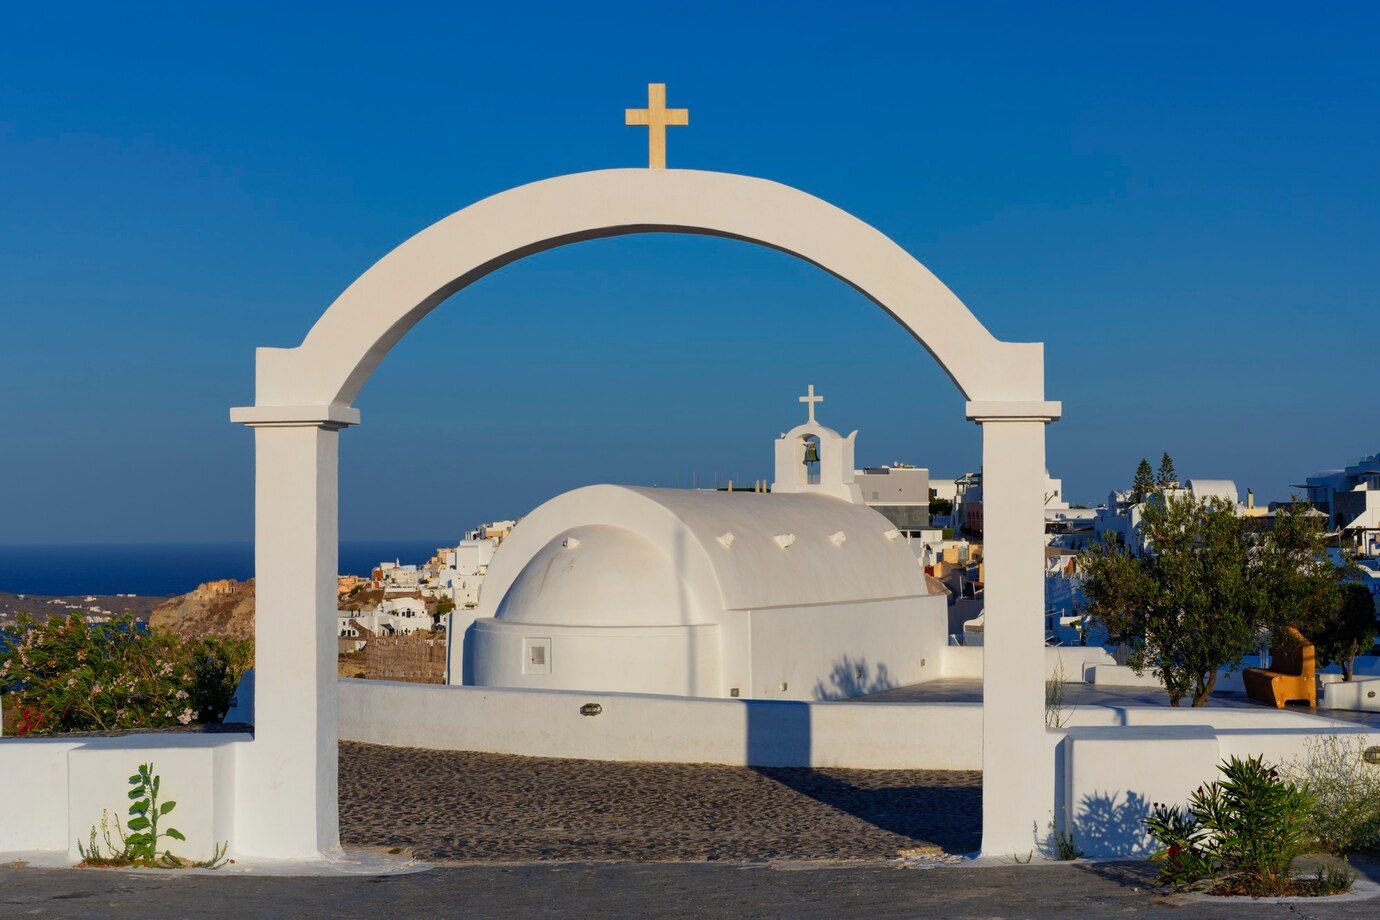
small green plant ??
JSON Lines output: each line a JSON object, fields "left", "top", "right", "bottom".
{"left": 75, "top": 763, "right": 227, "bottom": 869}
{"left": 1045, "top": 660, "right": 1074, "bottom": 729}
{"left": 123, "top": 762, "right": 184, "bottom": 862}
{"left": 1146, "top": 755, "right": 1331, "bottom": 896}
{"left": 1286, "top": 734, "right": 1380, "bottom": 854}
{"left": 1049, "top": 816, "right": 1082, "bottom": 860}
{"left": 1305, "top": 860, "right": 1359, "bottom": 896}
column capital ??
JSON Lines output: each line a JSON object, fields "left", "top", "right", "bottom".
{"left": 230, "top": 404, "right": 360, "bottom": 429}
{"left": 965, "top": 400, "right": 1061, "bottom": 423}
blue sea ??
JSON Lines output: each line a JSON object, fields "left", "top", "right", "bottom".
{"left": 0, "top": 541, "right": 450, "bottom": 597}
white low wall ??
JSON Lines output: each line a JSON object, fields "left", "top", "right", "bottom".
{"left": 1055, "top": 707, "right": 1379, "bottom": 858}
{"left": 1089, "top": 655, "right": 1380, "bottom": 695}
{"left": 339, "top": 679, "right": 983, "bottom": 770}
{"left": 0, "top": 733, "right": 250, "bottom": 863}
{"left": 942, "top": 644, "right": 1114, "bottom": 681}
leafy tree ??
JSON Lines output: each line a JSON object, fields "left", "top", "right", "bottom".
{"left": 1132, "top": 458, "right": 1156, "bottom": 504}
{"left": 1081, "top": 495, "right": 1262, "bottom": 706}
{"left": 1081, "top": 495, "right": 1351, "bottom": 706}
{"left": 1313, "top": 583, "right": 1378, "bottom": 681}
{"left": 435, "top": 594, "right": 456, "bottom": 617}
{"left": 1257, "top": 501, "right": 1341, "bottom": 639}
{"left": 929, "top": 497, "right": 953, "bottom": 516}
{"left": 1157, "top": 452, "right": 1178, "bottom": 488}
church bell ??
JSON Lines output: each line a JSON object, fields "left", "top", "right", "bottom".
{"left": 802, "top": 440, "right": 821, "bottom": 464}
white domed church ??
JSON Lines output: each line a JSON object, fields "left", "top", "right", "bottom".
{"left": 447, "top": 388, "right": 948, "bottom": 700}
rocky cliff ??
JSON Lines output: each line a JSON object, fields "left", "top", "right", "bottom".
{"left": 148, "top": 578, "right": 256, "bottom": 640}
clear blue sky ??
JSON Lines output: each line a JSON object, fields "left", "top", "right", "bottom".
{"left": 1, "top": 2, "right": 1376, "bottom": 544}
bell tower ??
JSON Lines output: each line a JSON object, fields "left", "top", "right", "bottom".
{"left": 771, "top": 385, "right": 864, "bottom": 503}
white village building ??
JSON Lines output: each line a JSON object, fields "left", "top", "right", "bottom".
{"left": 337, "top": 597, "right": 433, "bottom": 650}
{"left": 436, "top": 527, "right": 505, "bottom": 608}
{"left": 1094, "top": 478, "right": 1241, "bottom": 551}
{"left": 1300, "top": 455, "right": 1380, "bottom": 558}
{"left": 448, "top": 388, "right": 949, "bottom": 700}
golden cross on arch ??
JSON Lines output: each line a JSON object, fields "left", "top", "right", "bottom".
{"left": 625, "top": 83, "right": 689, "bottom": 169}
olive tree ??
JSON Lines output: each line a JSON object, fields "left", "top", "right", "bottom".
{"left": 1312, "top": 583, "right": 1378, "bottom": 681}
{"left": 1081, "top": 496, "right": 1349, "bottom": 706}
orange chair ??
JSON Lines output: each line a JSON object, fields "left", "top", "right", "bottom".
{"left": 1243, "top": 627, "right": 1316, "bottom": 709}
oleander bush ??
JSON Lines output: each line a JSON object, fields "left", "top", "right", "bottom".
{"left": 0, "top": 613, "right": 251, "bottom": 735}
{"left": 1146, "top": 755, "right": 1338, "bottom": 897}
{"left": 1286, "top": 734, "right": 1380, "bottom": 855}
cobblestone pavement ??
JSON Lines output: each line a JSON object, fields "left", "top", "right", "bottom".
{"left": 4, "top": 860, "right": 1379, "bottom": 920}
{"left": 338, "top": 742, "right": 981, "bottom": 862}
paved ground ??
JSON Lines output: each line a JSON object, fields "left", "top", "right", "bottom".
{"left": 339, "top": 742, "right": 981, "bottom": 861}
{"left": 3, "top": 859, "right": 1378, "bottom": 919}
{"left": 861, "top": 677, "right": 1380, "bottom": 727}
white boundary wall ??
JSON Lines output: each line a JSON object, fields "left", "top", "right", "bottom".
{"left": 0, "top": 733, "right": 250, "bottom": 861}
{"left": 339, "top": 679, "right": 983, "bottom": 770}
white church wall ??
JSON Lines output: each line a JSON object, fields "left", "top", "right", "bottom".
{"left": 746, "top": 596, "right": 947, "bottom": 700}
{"left": 716, "top": 610, "right": 753, "bottom": 698}
{"left": 470, "top": 620, "right": 721, "bottom": 697}
{"left": 444, "top": 608, "right": 486, "bottom": 685}
{"left": 339, "top": 679, "right": 984, "bottom": 770}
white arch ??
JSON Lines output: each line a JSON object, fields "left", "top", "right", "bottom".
{"left": 240, "top": 169, "right": 1049, "bottom": 414}
{"left": 231, "top": 168, "right": 1060, "bottom": 862}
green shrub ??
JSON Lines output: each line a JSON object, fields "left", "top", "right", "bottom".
{"left": 1286, "top": 734, "right": 1380, "bottom": 855}
{"left": 1146, "top": 755, "right": 1319, "bottom": 896}
{"left": 0, "top": 613, "right": 251, "bottom": 735}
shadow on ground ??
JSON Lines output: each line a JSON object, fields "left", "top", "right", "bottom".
{"left": 749, "top": 766, "right": 980, "bottom": 854}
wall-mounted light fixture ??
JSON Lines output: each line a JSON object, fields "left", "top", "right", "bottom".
{"left": 1364, "top": 745, "right": 1380, "bottom": 765}
{"left": 580, "top": 702, "right": 602, "bottom": 717}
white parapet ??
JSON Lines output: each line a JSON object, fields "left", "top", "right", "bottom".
{"left": 339, "top": 679, "right": 983, "bottom": 771}
{"left": 1321, "top": 676, "right": 1380, "bottom": 711}
{"left": 0, "top": 733, "right": 250, "bottom": 864}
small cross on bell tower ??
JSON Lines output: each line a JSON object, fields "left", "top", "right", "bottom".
{"left": 771, "top": 385, "right": 864, "bottom": 504}
{"left": 798, "top": 384, "right": 823, "bottom": 424}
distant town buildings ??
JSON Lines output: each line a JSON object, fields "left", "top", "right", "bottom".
{"left": 1094, "top": 478, "right": 1243, "bottom": 553}
{"left": 338, "top": 596, "right": 433, "bottom": 650}
{"left": 1298, "top": 455, "right": 1380, "bottom": 558}
{"left": 855, "top": 463, "right": 929, "bottom": 533}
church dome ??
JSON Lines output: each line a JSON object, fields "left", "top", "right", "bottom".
{"left": 494, "top": 524, "right": 701, "bottom": 628}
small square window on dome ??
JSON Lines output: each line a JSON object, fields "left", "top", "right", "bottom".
{"left": 523, "top": 637, "right": 552, "bottom": 675}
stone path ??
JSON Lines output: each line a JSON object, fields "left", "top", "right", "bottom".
{"left": 338, "top": 742, "right": 981, "bottom": 862}
{"left": 6, "top": 860, "right": 1380, "bottom": 919}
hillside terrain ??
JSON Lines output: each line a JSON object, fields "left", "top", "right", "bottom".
{"left": 148, "top": 579, "right": 255, "bottom": 639}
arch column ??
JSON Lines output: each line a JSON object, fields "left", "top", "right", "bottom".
{"left": 230, "top": 404, "right": 357, "bottom": 859}
{"left": 967, "top": 400, "right": 1061, "bottom": 856}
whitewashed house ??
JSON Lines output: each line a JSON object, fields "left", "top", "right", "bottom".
{"left": 338, "top": 596, "right": 434, "bottom": 649}
{"left": 1301, "top": 456, "right": 1380, "bottom": 557}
